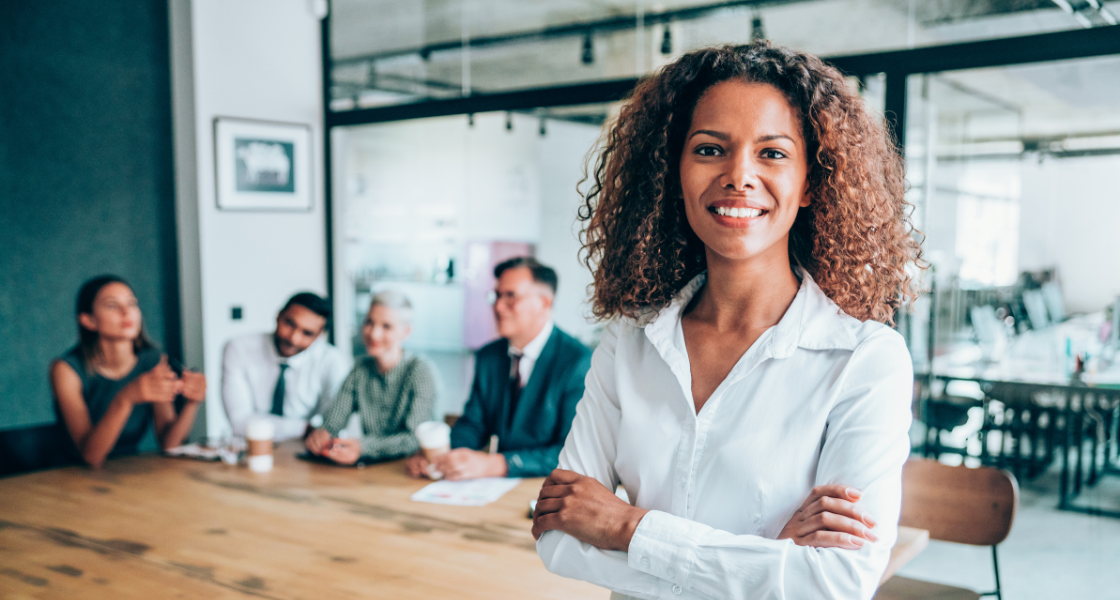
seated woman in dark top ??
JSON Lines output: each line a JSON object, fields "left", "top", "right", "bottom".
{"left": 49, "top": 275, "right": 206, "bottom": 468}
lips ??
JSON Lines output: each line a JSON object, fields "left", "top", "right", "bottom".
{"left": 707, "top": 200, "right": 769, "bottom": 228}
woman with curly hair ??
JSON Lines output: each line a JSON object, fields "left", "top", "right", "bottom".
{"left": 532, "top": 42, "right": 922, "bottom": 599}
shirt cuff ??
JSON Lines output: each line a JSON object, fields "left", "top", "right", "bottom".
{"left": 627, "top": 510, "right": 700, "bottom": 591}
{"left": 502, "top": 451, "right": 524, "bottom": 475}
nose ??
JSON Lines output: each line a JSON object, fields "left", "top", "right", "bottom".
{"left": 721, "top": 150, "right": 759, "bottom": 192}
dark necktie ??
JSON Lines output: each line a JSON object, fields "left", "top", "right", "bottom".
{"left": 270, "top": 363, "right": 289, "bottom": 416}
{"left": 507, "top": 351, "right": 522, "bottom": 428}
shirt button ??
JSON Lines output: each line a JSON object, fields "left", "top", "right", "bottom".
{"left": 640, "top": 557, "right": 650, "bottom": 569}
{"left": 672, "top": 584, "right": 683, "bottom": 595}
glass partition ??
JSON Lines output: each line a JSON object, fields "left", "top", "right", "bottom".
{"left": 332, "top": 108, "right": 607, "bottom": 416}
{"left": 904, "top": 54, "right": 1120, "bottom": 365}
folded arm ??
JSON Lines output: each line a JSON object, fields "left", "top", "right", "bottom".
{"left": 537, "top": 325, "right": 913, "bottom": 600}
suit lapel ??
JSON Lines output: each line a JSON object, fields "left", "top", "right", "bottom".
{"left": 510, "top": 328, "right": 560, "bottom": 431}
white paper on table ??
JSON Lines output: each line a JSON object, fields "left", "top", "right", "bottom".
{"left": 163, "top": 443, "right": 221, "bottom": 461}
{"left": 410, "top": 477, "right": 522, "bottom": 506}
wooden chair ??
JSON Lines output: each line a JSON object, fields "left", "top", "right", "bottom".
{"left": 876, "top": 459, "right": 1018, "bottom": 600}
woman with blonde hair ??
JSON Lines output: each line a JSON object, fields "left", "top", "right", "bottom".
{"left": 306, "top": 290, "right": 439, "bottom": 465}
{"left": 533, "top": 42, "right": 922, "bottom": 599}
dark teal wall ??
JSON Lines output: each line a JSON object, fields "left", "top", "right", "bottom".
{"left": 0, "top": 1, "right": 181, "bottom": 431}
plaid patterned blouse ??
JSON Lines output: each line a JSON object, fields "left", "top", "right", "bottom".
{"left": 319, "top": 353, "right": 439, "bottom": 461}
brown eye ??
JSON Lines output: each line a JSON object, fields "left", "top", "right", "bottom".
{"left": 695, "top": 146, "right": 721, "bottom": 157}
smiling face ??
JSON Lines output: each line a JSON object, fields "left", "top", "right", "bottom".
{"left": 78, "top": 282, "right": 143, "bottom": 341}
{"left": 274, "top": 304, "right": 327, "bottom": 358}
{"left": 361, "top": 304, "right": 411, "bottom": 362}
{"left": 679, "top": 80, "right": 810, "bottom": 266}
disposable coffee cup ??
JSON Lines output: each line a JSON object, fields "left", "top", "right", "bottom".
{"left": 415, "top": 421, "right": 451, "bottom": 462}
{"left": 246, "top": 417, "right": 275, "bottom": 473}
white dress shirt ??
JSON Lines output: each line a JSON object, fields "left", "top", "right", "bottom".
{"left": 537, "top": 270, "right": 913, "bottom": 600}
{"left": 510, "top": 320, "right": 554, "bottom": 387}
{"left": 222, "top": 333, "right": 352, "bottom": 441}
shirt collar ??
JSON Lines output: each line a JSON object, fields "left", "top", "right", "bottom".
{"left": 269, "top": 333, "right": 321, "bottom": 367}
{"left": 642, "top": 268, "right": 860, "bottom": 361}
{"left": 511, "top": 319, "right": 554, "bottom": 360}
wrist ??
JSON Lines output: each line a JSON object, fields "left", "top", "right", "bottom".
{"left": 114, "top": 386, "right": 138, "bottom": 408}
{"left": 615, "top": 507, "right": 649, "bottom": 552}
{"left": 490, "top": 452, "right": 509, "bottom": 477}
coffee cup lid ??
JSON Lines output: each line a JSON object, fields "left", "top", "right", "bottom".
{"left": 415, "top": 421, "right": 450, "bottom": 447}
{"left": 246, "top": 417, "right": 275, "bottom": 440}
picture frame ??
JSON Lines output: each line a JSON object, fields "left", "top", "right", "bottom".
{"left": 214, "top": 117, "right": 312, "bottom": 211}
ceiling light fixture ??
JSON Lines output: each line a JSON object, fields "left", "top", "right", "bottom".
{"left": 751, "top": 11, "right": 766, "bottom": 41}
{"left": 506, "top": 112, "right": 514, "bottom": 131}
{"left": 660, "top": 26, "right": 672, "bottom": 55}
{"left": 581, "top": 31, "right": 595, "bottom": 64}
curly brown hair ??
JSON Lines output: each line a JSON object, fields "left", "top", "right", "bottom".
{"left": 580, "top": 42, "right": 923, "bottom": 324}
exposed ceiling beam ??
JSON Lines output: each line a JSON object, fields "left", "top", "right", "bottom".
{"left": 332, "top": 0, "right": 807, "bottom": 66}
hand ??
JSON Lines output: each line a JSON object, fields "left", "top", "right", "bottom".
{"left": 405, "top": 452, "right": 431, "bottom": 478}
{"left": 305, "top": 428, "right": 332, "bottom": 455}
{"left": 432, "top": 448, "right": 507, "bottom": 481}
{"left": 532, "top": 469, "right": 649, "bottom": 551}
{"left": 777, "top": 485, "right": 878, "bottom": 549}
{"left": 123, "top": 356, "right": 179, "bottom": 405}
{"left": 326, "top": 438, "right": 361, "bottom": 465}
{"left": 179, "top": 370, "right": 207, "bottom": 403}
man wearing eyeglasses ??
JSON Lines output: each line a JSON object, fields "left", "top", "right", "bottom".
{"left": 406, "top": 256, "right": 591, "bottom": 480}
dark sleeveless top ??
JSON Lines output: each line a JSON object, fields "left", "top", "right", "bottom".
{"left": 56, "top": 346, "right": 163, "bottom": 459}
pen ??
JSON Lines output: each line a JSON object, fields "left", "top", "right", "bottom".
{"left": 487, "top": 434, "right": 499, "bottom": 455}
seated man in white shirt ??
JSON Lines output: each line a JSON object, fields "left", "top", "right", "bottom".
{"left": 222, "top": 293, "right": 352, "bottom": 442}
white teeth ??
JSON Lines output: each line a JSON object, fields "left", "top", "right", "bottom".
{"left": 714, "top": 206, "right": 763, "bottom": 218}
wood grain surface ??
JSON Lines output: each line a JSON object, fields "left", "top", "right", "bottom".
{"left": 0, "top": 442, "right": 604, "bottom": 599}
{"left": 0, "top": 443, "right": 928, "bottom": 598}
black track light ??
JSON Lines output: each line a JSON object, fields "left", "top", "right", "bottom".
{"left": 468, "top": 113, "right": 475, "bottom": 127}
{"left": 581, "top": 31, "right": 595, "bottom": 65}
{"left": 660, "top": 26, "right": 672, "bottom": 55}
{"left": 539, "top": 117, "right": 547, "bottom": 137}
{"left": 506, "top": 112, "right": 514, "bottom": 131}
{"left": 751, "top": 13, "right": 766, "bottom": 42}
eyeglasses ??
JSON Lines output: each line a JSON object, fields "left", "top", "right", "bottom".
{"left": 487, "top": 290, "right": 536, "bottom": 306}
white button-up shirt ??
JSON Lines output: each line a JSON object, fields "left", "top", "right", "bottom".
{"left": 221, "top": 333, "right": 352, "bottom": 441}
{"left": 538, "top": 271, "right": 913, "bottom": 600}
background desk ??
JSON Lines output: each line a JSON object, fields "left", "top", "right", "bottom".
{"left": 0, "top": 444, "right": 926, "bottom": 598}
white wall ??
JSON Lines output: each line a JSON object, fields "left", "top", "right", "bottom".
{"left": 536, "top": 119, "right": 601, "bottom": 346}
{"left": 1018, "top": 155, "right": 1120, "bottom": 313}
{"left": 339, "top": 113, "right": 600, "bottom": 346}
{"left": 171, "top": 0, "right": 328, "bottom": 439}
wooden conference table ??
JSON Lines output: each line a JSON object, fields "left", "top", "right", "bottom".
{"left": 0, "top": 443, "right": 926, "bottom": 598}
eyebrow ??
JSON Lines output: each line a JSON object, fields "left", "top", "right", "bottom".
{"left": 688, "top": 130, "right": 796, "bottom": 144}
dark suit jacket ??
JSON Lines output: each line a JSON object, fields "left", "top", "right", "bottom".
{"left": 450, "top": 326, "right": 592, "bottom": 478}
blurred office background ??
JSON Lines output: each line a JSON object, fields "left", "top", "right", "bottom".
{"left": 2, "top": 1, "right": 1120, "bottom": 597}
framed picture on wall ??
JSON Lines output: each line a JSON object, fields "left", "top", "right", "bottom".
{"left": 214, "top": 117, "right": 312, "bottom": 211}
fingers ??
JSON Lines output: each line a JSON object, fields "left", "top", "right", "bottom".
{"left": 795, "top": 530, "right": 866, "bottom": 550}
{"left": 537, "top": 483, "right": 573, "bottom": 500}
{"left": 531, "top": 511, "right": 562, "bottom": 541}
{"left": 547, "top": 469, "right": 581, "bottom": 485}
{"left": 795, "top": 511, "right": 877, "bottom": 543}
{"left": 807, "top": 484, "right": 861, "bottom": 506}
{"left": 804, "top": 496, "right": 876, "bottom": 528}
{"left": 533, "top": 497, "right": 563, "bottom": 516}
